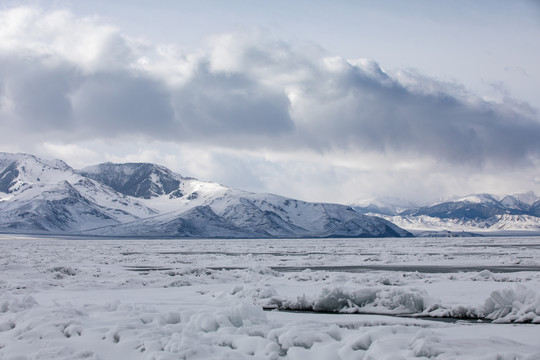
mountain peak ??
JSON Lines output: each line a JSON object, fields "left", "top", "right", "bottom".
{"left": 349, "top": 196, "right": 421, "bottom": 216}
{"left": 450, "top": 193, "right": 500, "bottom": 205}
{"left": 81, "top": 162, "right": 184, "bottom": 199}
{"left": 0, "top": 152, "right": 75, "bottom": 194}
{"left": 506, "top": 191, "right": 539, "bottom": 206}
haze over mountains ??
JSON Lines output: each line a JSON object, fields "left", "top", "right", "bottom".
{"left": 0, "top": 153, "right": 409, "bottom": 238}
{"left": 352, "top": 193, "right": 540, "bottom": 233}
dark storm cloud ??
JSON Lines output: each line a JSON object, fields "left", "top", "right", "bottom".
{"left": 0, "top": 52, "right": 294, "bottom": 144}
{"left": 0, "top": 54, "right": 178, "bottom": 140}
{"left": 296, "top": 60, "right": 540, "bottom": 165}
{"left": 0, "top": 56, "right": 79, "bottom": 131}
{"left": 70, "top": 72, "right": 178, "bottom": 139}
{"left": 1, "top": 6, "right": 539, "bottom": 168}
{"left": 172, "top": 63, "right": 294, "bottom": 139}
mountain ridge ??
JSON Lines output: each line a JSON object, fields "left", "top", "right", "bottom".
{"left": 351, "top": 192, "right": 540, "bottom": 233}
{"left": 0, "top": 152, "right": 410, "bottom": 238}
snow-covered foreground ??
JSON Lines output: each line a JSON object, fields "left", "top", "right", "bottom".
{"left": 1, "top": 235, "right": 540, "bottom": 359}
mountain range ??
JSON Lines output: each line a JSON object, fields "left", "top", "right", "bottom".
{"left": 0, "top": 152, "right": 410, "bottom": 238}
{"left": 351, "top": 193, "right": 540, "bottom": 234}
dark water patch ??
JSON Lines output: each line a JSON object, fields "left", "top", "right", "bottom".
{"left": 157, "top": 251, "right": 360, "bottom": 256}
{"left": 268, "top": 265, "right": 540, "bottom": 274}
{"left": 201, "top": 265, "right": 540, "bottom": 273}
{"left": 121, "top": 251, "right": 365, "bottom": 257}
{"left": 458, "top": 243, "right": 540, "bottom": 249}
{"left": 125, "top": 266, "right": 174, "bottom": 272}
{"left": 263, "top": 308, "right": 492, "bottom": 324}
{"left": 122, "top": 264, "right": 540, "bottom": 274}
{"left": 426, "top": 252, "right": 503, "bottom": 256}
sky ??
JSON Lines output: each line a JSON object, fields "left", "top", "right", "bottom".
{"left": 1, "top": 0, "right": 540, "bottom": 205}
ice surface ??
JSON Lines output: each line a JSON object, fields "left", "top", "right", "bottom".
{"left": 1, "top": 235, "right": 540, "bottom": 359}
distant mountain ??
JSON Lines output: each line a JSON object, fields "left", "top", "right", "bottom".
{"left": 350, "top": 196, "right": 421, "bottom": 216}
{"left": 0, "top": 153, "right": 411, "bottom": 238}
{"left": 353, "top": 192, "right": 540, "bottom": 233}
{"left": 401, "top": 193, "right": 540, "bottom": 219}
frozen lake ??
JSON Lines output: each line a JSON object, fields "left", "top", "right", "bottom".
{"left": 1, "top": 234, "right": 540, "bottom": 359}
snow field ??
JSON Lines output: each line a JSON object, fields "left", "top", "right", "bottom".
{"left": 1, "top": 235, "right": 540, "bottom": 359}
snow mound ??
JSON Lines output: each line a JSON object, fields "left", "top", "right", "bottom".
{"left": 424, "top": 285, "right": 540, "bottom": 323}
{"left": 268, "top": 286, "right": 430, "bottom": 315}
{"left": 262, "top": 283, "right": 540, "bottom": 324}
{"left": 483, "top": 285, "right": 540, "bottom": 323}
{"left": 0, "top": 295, "right": 38, "bottom": 314}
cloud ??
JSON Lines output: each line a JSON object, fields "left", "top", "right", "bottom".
{"left": 70, "top": 71, "right": 177, "bottom": 139}
{"left": 0, "top": 56, "right": 78, "bottom": 132}
{"left": 291, "top": 58, "right": 540, "bottom": 165}
{"left": 172, "top": 65, "right": 294, "bottom": 140}
{"left": 39, "top": 142, "right": 100, "bottom": 168}
{"left": 1, "top": 5, "right": 539, "bottom": 171}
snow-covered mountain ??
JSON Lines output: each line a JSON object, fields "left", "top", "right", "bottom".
{"left": 0, "top": 153, "right": 155, "bottom": 233}
{"left": 81, "top": 162, "right": 186, "bottom": 199}
{"left": 401, "top": 193, "right": 540, "bottom": 218}
{"left": 353, "top": 192, "right": 540, "bottom": 233}
{"left": 350, "top": 196, "right": 422, "bottom": 216}
{"left": 0, "top": 153, "right": 411, "bottom": 238}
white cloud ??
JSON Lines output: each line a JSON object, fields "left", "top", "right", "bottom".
{"left": 39, "top": 143, "right": 100, "bottom": 169}
{"left": 1, "top": 5, "right": 540, "bottom": 202}
{"left": 0, "top": 7, "right": 136, "bottom": 72}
